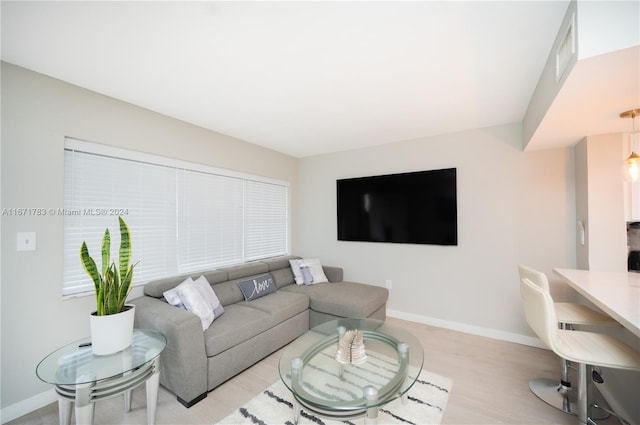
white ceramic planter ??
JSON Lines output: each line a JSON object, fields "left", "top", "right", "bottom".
{"left": 89, "top": 304, "right": 135, "bottom": 355}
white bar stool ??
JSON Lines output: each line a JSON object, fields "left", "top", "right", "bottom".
{"left": 517, "top": 265, "right": 618, "bottom": 415}
{"left": 520, "top": 277, "right": 640, "bottom": 424}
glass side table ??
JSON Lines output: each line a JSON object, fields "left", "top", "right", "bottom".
{"left": 36, "top": 329, "right": 166, "bottom": 425}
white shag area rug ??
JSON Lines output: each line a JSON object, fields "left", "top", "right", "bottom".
{"left": 216, "top": 370, "right": 452, "bottom": 425}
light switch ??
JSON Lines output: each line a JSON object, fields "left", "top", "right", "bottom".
{"left": 17, "top": 232, "right": 36, "bottom": 251}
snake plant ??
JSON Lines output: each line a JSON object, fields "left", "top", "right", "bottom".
{"left": 80, "top": 217, "right": 136, "bottom": 316}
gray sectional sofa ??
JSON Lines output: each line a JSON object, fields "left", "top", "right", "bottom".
{"left": 130, "top": 255, "right": 389, "bottom": 407}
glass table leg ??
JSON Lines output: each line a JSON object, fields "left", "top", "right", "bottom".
{"left": 291, "top": 357, "right": 303, "bottom": 425}
{"left": 57, "top": 396, "right": 72, "bottom": 425}
{"left": 293, "top": 397, "right": 301, "bottom": 425}
{"left": 145, "top": 357, "right": 161, "bottom": 425}
{"left": 74, "top": 381, "right": 95, "bottom": 425}
{"left": 398, "top": 342, "right": 410, "bottom": 405}
{"left": 364, "top": 385, "right": 379, "bottom": 425}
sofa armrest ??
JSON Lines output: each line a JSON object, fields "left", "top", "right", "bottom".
{"left": 322, "top": 265, "right": 343, "bottom": 283}
{"left": 130, "top": 295, "right": 208, "bottom": 406}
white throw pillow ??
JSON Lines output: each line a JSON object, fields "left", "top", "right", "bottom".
{"left": 193, "top": 275, "right": 225, "bottom": 319}
{"left": 163, "top": 277, "right": 192, "bottom": 308}
{"left": 163, "top": 276, "right": 223, "bottom": 330}
{"left": 289, "top": 259, "right": 305, "bottom": 285}
{"left": 176, "top": 279, "right": 215, "bottom": 331}
{"left": 300, "top": 258, "right": 329, "bottom": 284}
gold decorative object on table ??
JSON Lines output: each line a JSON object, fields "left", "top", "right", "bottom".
{"left": 335, "top": 329, "right": 367, "bottom": 365}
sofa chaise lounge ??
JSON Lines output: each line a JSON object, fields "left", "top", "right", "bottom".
{"left": 131, "top": 255, "right": 389, "bottom": 407}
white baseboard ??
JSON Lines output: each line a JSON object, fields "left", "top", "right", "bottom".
{"left": 387, "top": 309, "right": 547, "bottom": 349}
{"left": 0, "top": 388, "right": 56, "bottom": 424}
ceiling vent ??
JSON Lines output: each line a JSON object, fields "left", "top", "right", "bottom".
{"left": 555, "top": 12, "right": 576, "bottom": 83}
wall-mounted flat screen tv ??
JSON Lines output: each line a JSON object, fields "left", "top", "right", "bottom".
{"left": 337, "top": 168, "right": 457, "bottom": 245}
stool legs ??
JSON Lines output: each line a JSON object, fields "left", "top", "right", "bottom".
{"left": 577, "top": 363, "right": 588, "bottom": 423}
{"left": 528, "top": 322, "right": 578, "bottom": 414}
{"left": 528, "top": 357, "right": 576, "bottom": 415}
{"left": 560, "top": 324, "right": 575, "bottom": 414}
{"left": 528, "top": 358, "right": 610, "bottom": 419}
{"left": 560, "top": 358, "right": 574, "bottom": 413}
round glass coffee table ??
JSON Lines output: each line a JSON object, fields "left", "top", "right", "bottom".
{"left": 279, "top": 318, "right": 423, "bottom": 424}
{"left": 36, "top": 329, "right": 166, "bottom": 425}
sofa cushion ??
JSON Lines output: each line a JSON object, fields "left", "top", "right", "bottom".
{"left": 145, "top": 270, "right": 229, "bottom": 299}
{"left": 145, "top": 273, "right": 193, "bottom": 298}
{"left": 241, "top": 291, "right": 309, "bottom": 325}
{"left": 281, "top": 281, "right": 388, "bottom": 318}
{"left": 321, "top": 265, "right": 343, "bottom": 283}
{"left": 204, "top": 304, "right": 272, "bottom": 357}
{"left": 269, "top": 267, "right": 296, "bottom": 289}
{"left": 200, "top": 269, "right": 229, "bottom": 285}
{"left": 208, "top": 280, "right": 245, "bottom": 307}
{"left": 225, "top": 262, "right": 269, "bottom": 280}
{"left": 261, "top": 255, "right": 300, "bottom": 272}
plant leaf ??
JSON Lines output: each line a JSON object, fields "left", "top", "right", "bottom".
{"left": 96, "top": 285, "right": 105, "bottom": 316}
{"left": 118, "top": 265, "right": 135, "bottom": 312}
{"left": 118, "top": 216, "right": 131, "bottom": 285}
{"left": 80, "top": 242, "right": 101, "bottom": 292}
{"left": 101, "top": 228, "right": 110, "bottom": 276}
{"left": 105, "top": 264, "right": 119, "bottom": 315}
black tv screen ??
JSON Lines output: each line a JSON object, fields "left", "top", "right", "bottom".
{"left": 337, "top": 168, "right": 457, "bottom": 245}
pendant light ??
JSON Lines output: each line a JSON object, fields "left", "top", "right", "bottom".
{"left": 620, "top": 109, "right": 640, "bottom": 182}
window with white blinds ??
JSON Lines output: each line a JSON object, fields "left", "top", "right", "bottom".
{"left": 244, "top": 180, "right": 289, "bottom": 260}
{"left": 63, "top": 138, "right": 289, "bottom": 296}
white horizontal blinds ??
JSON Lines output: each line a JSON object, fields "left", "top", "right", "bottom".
{"left": 244, "top": 179, "right": 289, "bottom": 260}
{"left": 177, "top": 169, "right": 244, "bottom": 273}
{"left": 122, "top": 159, "right": 178, "bottom": 281}
{"left": 63, "top": 148, "right": 177, "bottom": 296}
{"left": 63, "top": 138, "right": 290, "bottom": 296}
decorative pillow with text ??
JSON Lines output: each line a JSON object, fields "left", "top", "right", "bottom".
{"left": 238, "top": 273, "right": 277, "bottom": 301}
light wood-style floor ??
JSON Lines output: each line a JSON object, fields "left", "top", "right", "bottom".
{"left": 9, "top": 317, "right": 618, "bottom": 425}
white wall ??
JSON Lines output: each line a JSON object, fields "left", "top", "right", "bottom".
{"left": 575, "top": 134, "right": 628, "bottom": 272}
{"left": 296, "top": 124, "right": 577, "bottom": 341}
{"left": 0, "top": 62, "right": 298, "bottom": 417}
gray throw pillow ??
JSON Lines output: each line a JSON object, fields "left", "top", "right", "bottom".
{"left": 238, "top": 273, "right": 277, "bottom": 301}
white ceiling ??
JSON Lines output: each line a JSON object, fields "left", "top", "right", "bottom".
{"left": 0, "top": 1, "right": 584, "bottom": 157}
{"left": 526, "top": 46, "right": 640, "bottom": 151}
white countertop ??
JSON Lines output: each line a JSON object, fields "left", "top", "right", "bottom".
{"left": 553, "top": 268, "right": 640, "bottom": 338}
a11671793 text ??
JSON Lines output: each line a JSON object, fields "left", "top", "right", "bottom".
{"left": 1, "top": 208, "right": 129, "bottom": 216}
